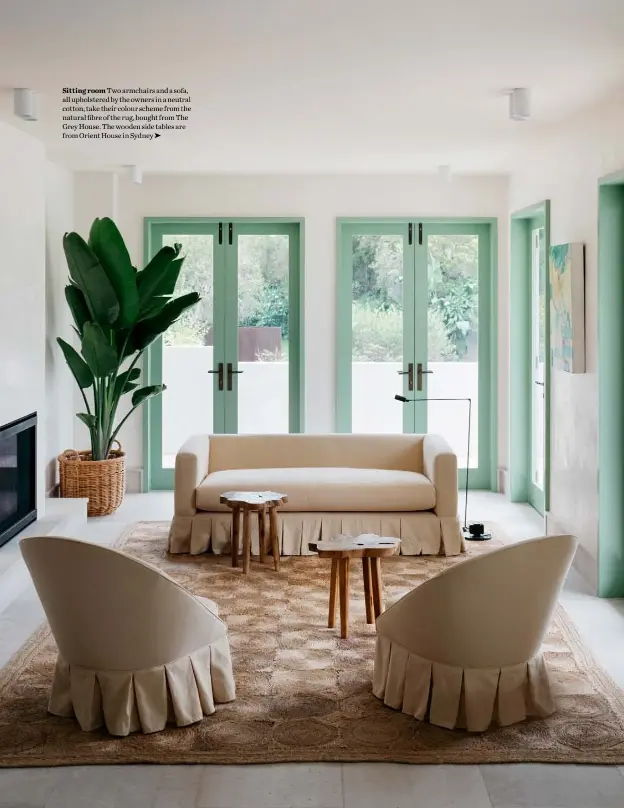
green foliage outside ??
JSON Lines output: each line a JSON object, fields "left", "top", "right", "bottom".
{"left": 163, "top": 229, "right": 479, "bottom": 364}
{"left": 165, "top": 234, "right": 289, "bottom": 358}
{"left": 351, "top": 233, "right": 479, "bottom": 362}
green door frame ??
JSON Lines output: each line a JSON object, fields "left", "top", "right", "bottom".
{"left": 142, "top": 217, "right": 305, "bottom": 491}
{"left": 336, "top": 217, "right": 498, "bottom": 491}
{"left": 509, "top": 201, "right": 550, "bottom": 513}
{"left": 597, "top": 173, "right": 624, "bottom": 596}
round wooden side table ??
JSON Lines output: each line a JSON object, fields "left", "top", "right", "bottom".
{"left": 310, "top": 535, "right": 400, "bottom": 639}
{"left": 220, "top": 491, "right": 288, "bottom": 574}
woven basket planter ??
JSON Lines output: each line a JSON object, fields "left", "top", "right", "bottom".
{"left": 58, "top": 441, "right": 125, "bottom": 517}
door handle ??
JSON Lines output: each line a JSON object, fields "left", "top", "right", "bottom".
{"left": 227, "top": 362, "right": 244, "bottom": 391}
{"left": 416, "top": 362, "right": 433, "bottom": 392}
{"left": 534, "top": 381, "right": 545, "bottom": 386}
{"left": 208, "top": 362, "right": 224, "bottom": 391}
{"left": 397, "top": 363, "right": 414, "bottom": 391}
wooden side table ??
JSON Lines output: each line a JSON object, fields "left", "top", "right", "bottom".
{"left": 310, "top": 536, "right": 400, "bottom": 639}
{"left": 220, "top": 491, "right": 287, "bottom": 574}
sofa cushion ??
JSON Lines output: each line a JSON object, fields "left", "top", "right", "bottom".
{"left": 195, "top": 467, "right": 436, "bottom": 513}
{"left": 208, "top": 434, "right": 425, "bottom": 473}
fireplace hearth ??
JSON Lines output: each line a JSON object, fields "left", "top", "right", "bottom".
{"left": 0, "top": 413, "right": 37, "bottom": 549}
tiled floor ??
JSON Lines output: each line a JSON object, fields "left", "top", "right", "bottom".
{"left": 1, "top": 491, "right": 624, "bottom": 807}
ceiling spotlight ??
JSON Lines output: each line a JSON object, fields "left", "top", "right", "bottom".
{"left": 509, "top": 88, "right": 530, "bottom": 121}
{"left": 13, "top": 88, "right": 38, "bottom": 121}
{"left": 129, "top": 165, "right": 142, "bottom": 184}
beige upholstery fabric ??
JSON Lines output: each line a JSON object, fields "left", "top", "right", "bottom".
{"left": 208, "top": 433, "right": 425, "bottom": 472}
{"left": 170, "top": 433, "right": 462, "bottom": 556}
{"left": 170, "top": 510, "right": 463, "bottom": 557}
{"left": 373, "top": 534, "right": 578, "bottom": 731}
{"left": 20, "top": 536, "right": 236, "bottom": 737}
{"left": 196, "top": 468, "right": 436, "bottom": 512}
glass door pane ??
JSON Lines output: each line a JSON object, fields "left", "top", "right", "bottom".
{"left": 227, "top": 223, "right": 301, "bottom": 434}
{"left": 424, "top": 232, "right": 480, "bottom": 468}
{"left": 531, "top": 226, "right": 546, "bottom": 497}
{"left": 348, "top": 228, "right": 413, "bottom": 433}
{"left": 161, "top": 231, "right": 221, "bottom": 466}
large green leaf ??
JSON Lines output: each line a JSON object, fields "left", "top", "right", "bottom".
{"left": 57, "top": 338, "right": 94, "bottom": 389}
{"left": 89, "top": 218, "right": 139, "bottom": 328}
{"left": 64, "top": 285, "right": 90, "bottom": 336}
{"left": 63, "top": 232, "right": 120, "bottom": 326}
{"left": 81, "top": 323, "right": 118, "bottom": 377}
{"left": 137, "top": 256, "right": 186, "bottom": 319}
{"left": 113, "top": 367, "right": 141, "bottom": 400}
{"left": 76, "top": 412, "right": 97, "bottom": 429}
{"left": 131, "top": 292, "right": 200, "bottom": 351}
{"left": 136, "top": 245, "right": 181, "bottom": 316}
{"left": 131, "top": 384, "right": 166, "bottom": 408}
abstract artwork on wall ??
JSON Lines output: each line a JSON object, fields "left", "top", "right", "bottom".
{"left": 549, "top": 242, "right": 585, "bottom": 373}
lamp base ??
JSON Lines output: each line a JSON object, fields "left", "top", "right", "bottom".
{"left": 463, "top": 523, "right": 492, "bottom": 542}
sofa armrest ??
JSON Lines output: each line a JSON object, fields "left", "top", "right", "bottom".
{"left": 174, "top": 435, "right": 211, "bottom": 517}
{"left": 423, "top": 433, "right": 458, "bottom": 518}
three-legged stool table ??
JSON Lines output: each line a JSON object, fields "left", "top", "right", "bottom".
{"left": 220, "top": 491, "right": 288, "bottom": 574}
{"left": 310, "top": 535, "right": 400, "bottom": 639}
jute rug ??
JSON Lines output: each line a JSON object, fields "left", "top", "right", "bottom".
{"left": 2, "top": 522, "right": 624, "bottom": 766}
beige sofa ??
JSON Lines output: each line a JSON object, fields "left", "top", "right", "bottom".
{"left": 168, "top": 433, "right": 463, "bottom": 557}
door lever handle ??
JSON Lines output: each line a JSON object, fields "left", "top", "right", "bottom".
{"left": 227, "top": 362, "right": 244, "bottom": 391}
{"left": 416, "top": 362, "right": 433, "bottom": 392}
{"left": 208, "top": 362, "right": 224, "bottom": 391}
{"left": 397, "top": 363, "right": 414, "bottom": 391}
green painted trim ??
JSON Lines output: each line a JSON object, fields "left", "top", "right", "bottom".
{"left": 489, "top": 221, "right": 499, "bottom": 492}
{"left": 543, "top": 201, "right": 551, "bottom": 514}
{"left": 336, "top": 218, "right": 497, "bottom": 489}
{"left": 509, "top": 201, "right": 550, "bottom": 508}
{"left": 142, "top": 217, "right": 305, "bottom": 490}
{"left": 337, "top": 217, "right": 496, "bottom": 225}
{"left": 597, "top": 181, "right": 624, "bottom": 596}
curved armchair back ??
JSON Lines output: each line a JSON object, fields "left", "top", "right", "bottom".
{"left": 377, "top": 534, "right": 577, "bottom": 668}
{"left": 20, "top": 536, "right": 226, "bottom": 672}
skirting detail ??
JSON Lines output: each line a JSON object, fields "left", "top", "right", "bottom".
{"left": 168, "top": 511, "right": 464, "bottom": 557}
{"left": 373, "top": 635, "right": 555, "bottom": 731}
{"left": 48, "top": 635, "right": 236, "bottom": 737}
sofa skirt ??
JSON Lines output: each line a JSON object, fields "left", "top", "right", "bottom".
{"left": 48, "top": 634, "right": 236, "bottom": 737}
{"left": 373, "top": 634, "right": 555, "bottom": 732}
{"left": 168, "top": 511, "right": 464, "bottom": 557}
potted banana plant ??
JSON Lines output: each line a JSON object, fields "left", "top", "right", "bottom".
{"left": 57, "top": 217, "right": 199, "bottom": 515}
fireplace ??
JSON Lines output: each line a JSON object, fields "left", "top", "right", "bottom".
{"left": 0, "top": 413, "right": 37, "bottom": 549}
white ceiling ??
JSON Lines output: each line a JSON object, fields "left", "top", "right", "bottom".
{"left": 1, "top": 0, "right": 623, "bottom": 173}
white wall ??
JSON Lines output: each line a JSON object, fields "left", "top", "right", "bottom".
{"left": 73, "top": 171, "right": 510, "bottom": 480}
{"left": 508, "top": 92, "right": 624, "bottom": 589}
{"left": 44, "top": 162, "right": 75, "bottom": 491}
{"left": 0, "top": 122, "right": 47, "bottom": 510}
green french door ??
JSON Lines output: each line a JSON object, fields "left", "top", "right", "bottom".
{"left": 337, "top": 219, "right": 494, "bottom": 487}
{"left": 144, "top": 218, "right": 303, "bottom": 489}
{"left": 528, "top": 220, "right": 547, "bottom": 514}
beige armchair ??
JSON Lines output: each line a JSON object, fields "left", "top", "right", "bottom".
{"left": 373, "top": 534, "right": 577, "bottom": 731}
{"left": 20, "top": 535, "right": 236, "bottom": 737}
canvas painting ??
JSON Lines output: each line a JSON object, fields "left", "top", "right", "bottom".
{"left": 549, "top": 242, "right": 585, "bottom": 373}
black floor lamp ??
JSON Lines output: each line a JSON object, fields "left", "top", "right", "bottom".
{"left": 394, "top": 394, "right": 491, "bottom": 541}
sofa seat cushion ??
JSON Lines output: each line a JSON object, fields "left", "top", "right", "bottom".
{"left": 195, "top": 467, "right": 436, "bottom": 513}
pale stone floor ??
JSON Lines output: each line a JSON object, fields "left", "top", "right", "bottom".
{"left": 1, "top": 491, "right": 624, "bottom": 807}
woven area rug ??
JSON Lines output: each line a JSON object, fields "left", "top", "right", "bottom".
{"left": 2, "top": 521, "right": 624, "bottom": 766}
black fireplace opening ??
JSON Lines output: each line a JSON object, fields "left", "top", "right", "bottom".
{"left": 0, "top": 413, "right": 37, "bottom": 549}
